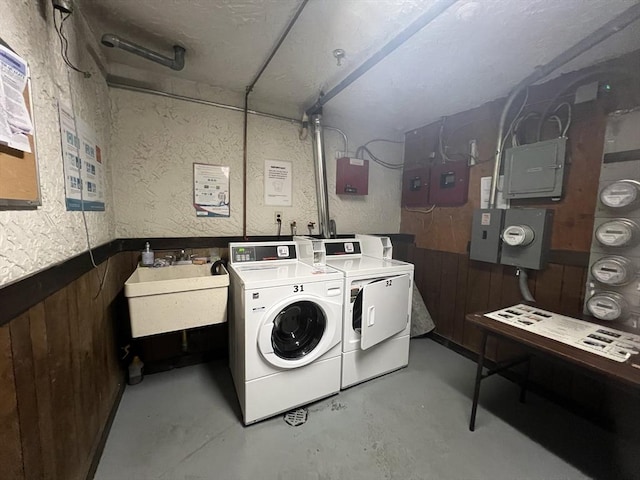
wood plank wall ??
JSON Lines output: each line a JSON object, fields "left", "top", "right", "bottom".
{"left": 401, "top": 245, "right": 640, "bottom": 425}
{"left": 399, "top": 51, "right": 640, "bottom": 424}
{"left": 0, "top": 251, "right": 136, "bottom": 480}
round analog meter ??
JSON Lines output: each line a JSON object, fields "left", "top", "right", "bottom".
{"left": 591, "top": 256, "right": 635, "bottom": 286}
{"left": 502, "top": 225, "right": 535, "bottom": 247}
{"left": 600, "top": 180, "right": 640, "bottom": 209}
{"left": 586, "top": 292, "right": 628, "bottom": 321}
{"left": 595, "top": 219, "right": 639, "bottom": 247}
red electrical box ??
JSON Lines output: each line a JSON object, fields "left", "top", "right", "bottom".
{"left": 428, "top": 161, "right": 470, "bottom": 206}
{"left": 402, "top": 166, "right": 431, "bottom": 207}
{"left": 336, "top": 157, "right": 369, "bottom": 195}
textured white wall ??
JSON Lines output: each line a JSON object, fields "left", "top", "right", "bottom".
{"left": 110, "top": 88, "right": 403, "bottom": 238}
{"left": 0, "top": 1, "right": 115, "bottom": 287}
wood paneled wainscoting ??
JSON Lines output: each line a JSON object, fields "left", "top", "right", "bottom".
{"left": 0, "top": 251, "right": 137, "bottom": 480}
{"left": 398, "top": 245, "right": 639, "bottom": 431}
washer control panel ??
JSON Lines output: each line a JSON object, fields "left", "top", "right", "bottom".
{"left": 230, "top": 243, "right": 297, "bottom": 263}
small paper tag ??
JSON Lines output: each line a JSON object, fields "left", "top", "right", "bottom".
{"left": 481, "top": 213, "right": 491, "bottom": 226}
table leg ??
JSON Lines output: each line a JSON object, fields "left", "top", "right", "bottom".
{"left": 519, "top": 356, "right": 531, "bottom": 403}
{"left": 469, "top": 330, "right": 489, "bottom": 432}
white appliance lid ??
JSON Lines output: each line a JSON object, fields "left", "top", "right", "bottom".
{"left": 327, "top": 255, "right": 412, "bottom": 275}
{"left": 231, "top": 262, "right": 342, "bottom": 287}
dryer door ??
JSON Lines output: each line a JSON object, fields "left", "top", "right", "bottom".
{"left": 359, "top": 274, "right": 411, "bottom": 350}
{"left": 258, "top": 297, "right": 338, "bottom": 369}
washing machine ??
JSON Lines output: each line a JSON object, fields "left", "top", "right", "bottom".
{"left": 295, "top": 236, "right": 414, "bottom": 389}
{"left": 227, "top": 241, "right": 344, "bottom": 425}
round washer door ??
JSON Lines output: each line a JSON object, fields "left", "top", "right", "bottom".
{"left": 258, "top": 296, "right": 339, "bottom": 369}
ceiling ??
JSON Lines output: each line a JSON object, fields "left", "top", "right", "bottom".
{"left": 79, "top": 0, "right": 640, "bottom": 133}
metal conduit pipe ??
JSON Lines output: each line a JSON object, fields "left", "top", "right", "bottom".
{"left": 518, "top": 268, "right": 536, "bottom": 303}
{"left": 101, "top": 34, "right": 185, "bottom": 71}
{"left": 489, "top": 2, "right": 640, "bottom": 208}
{"left": 306, "top": 0, "right": 458, "bottom": 115}
{"left": 311, "top": 114, "right": 331, "bottom": 238}
{"left": 106, "top": 80, "right": 301, "bottom": 124}
{"left": 241, "top": 0, "right": 309, "bottom": 238}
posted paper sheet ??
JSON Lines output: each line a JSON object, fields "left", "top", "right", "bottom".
{"left": 0, "top": 44, "right": 33, "bottom": 152}
{"left": 58, "top": 103, "right": 106, "bottom": 211}
{"left": 193, "top": 163, "right": 230, "bottom": 217}
{"left": 264, "top": 159, "right": 292, "bottom": 206}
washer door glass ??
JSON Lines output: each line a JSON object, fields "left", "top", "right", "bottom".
{"left": 272, "top": 301, "right": 326, "bottom": 359}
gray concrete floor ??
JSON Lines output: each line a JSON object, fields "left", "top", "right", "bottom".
{"left": 95, "top": 338, "right": 636, "bottom": 480}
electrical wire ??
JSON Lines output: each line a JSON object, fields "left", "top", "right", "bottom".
{"left": 511, "top": 112, "right": 539, "bottom": 147}
{"left": 553, "top": 102, "right": 572, "bottom": 137}
{"left": 404, "top": 205, "right": 436, "bottom": 214}
{"left": 62, "top": 32, "right": 107, "bottom": 299}
{"left": 355, "top": 143, "right": 403, "bottom": 170}
{"left": 54, "top": 11, "right": 91, "bottom": 78}
{"left": 363, "top": 138, "right": 404, "bottom": 146}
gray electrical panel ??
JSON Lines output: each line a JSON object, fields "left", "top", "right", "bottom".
{"left": 470, "top": 209, "right": 505, "bottom": 263}
{"left": 504, "top": 137, "right": 567, "bottom": 200}
{"left": 584, "top": 110, "right": 640, "bottom": 327}
{"left": 500, "top": 208, "right": 553, "bottom": 270}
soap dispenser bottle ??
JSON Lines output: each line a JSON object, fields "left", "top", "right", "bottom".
{"left": 141, "top": 242, "right": 154, "bottom": 266}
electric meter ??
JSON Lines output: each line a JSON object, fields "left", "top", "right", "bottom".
{"left": 502, "top": 225, "right": 535, "bottom": 247}
{"left": 591, "top": 256, "right": 635, "bottom": 286}
{"left": 600, "top": 180, "right": 640, "bottom": 209}
{"left": 586, "top": 292, "right": 628, "bottom": 321}
{"left": 595, "top": 219, "right": 639, "bottom": 247}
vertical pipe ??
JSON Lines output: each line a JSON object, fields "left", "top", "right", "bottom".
{"left": 242, "top": 90, "right": 249, "bottom": 240}
{"left": 311, "top": 114, "right": 331, "bottom": 238}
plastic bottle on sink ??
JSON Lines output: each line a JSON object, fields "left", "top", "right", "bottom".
{"left": 141, "top": 242, "right": 154, "bottom": 267}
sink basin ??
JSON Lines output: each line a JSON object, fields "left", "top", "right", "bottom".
{"left": 125, "top": 264, "right": 229, "bottom": 338}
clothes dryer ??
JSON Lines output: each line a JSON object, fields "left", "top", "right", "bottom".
{"left": 296, "top": 237, "right": 414, "bottom": 389}
{"left": 228, "top": 241, "right": 344, "bottom": 425}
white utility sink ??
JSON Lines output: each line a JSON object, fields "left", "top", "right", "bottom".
{"left": 124, "top": 263, "right": 229, "bottom": 338}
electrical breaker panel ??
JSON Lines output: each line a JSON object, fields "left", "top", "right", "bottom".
{"left": 336, "top": 157, "right": 369, "bottom": 195}
{"left": 584, "top": 111, "right": 640, "bottom": 327}
{"left": 503, "top": 137, "right": 567, "bottom": 200}
{"left": 428, "top": 162, "right": 469, "bottom": 206}
{"left": 500, "top": 208, "right": 553, "bottom": 270}
{"left": 470, "top": 209, "right": 505, "bottom": 264}
{"left": 401, "top": 166, "right": 430, "bottom": 207}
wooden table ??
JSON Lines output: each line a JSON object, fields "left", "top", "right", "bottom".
{"left": 466, "top": 312, "right": 640, "bottom": 431}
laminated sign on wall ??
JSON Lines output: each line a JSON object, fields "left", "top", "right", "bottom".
{"left": 58, "top": 103, "right": 105, "bottom": 211}
{"left": 264, "top": 159, "right": 292, "bottom": 206}
{"left": 193, "top": 163, "right": 230, "bottom": 217}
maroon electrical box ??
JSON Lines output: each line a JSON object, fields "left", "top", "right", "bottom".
{"left": 336, "top": 157, "right": 369, "bottom": 195}
{"left": 402, "top": 166, "right": 431, "bottom": 207}
{"left": 428, "top": 161, "right": 470, "bottom": 206}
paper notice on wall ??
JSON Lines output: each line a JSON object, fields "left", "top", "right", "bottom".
{"left": 0, "top": 44, "right": 33, "bottom": 152}
{"left": 264, "top": 159, "right": 292, "bottom": 206}
{"left": 480, "top": 175, "right": 508, "bottom": 209}
{"left": 58, "top": 103, "right": 106, "bottom": 211}
{"left": 193, "top": 163, "right": 230, "bottom": 217}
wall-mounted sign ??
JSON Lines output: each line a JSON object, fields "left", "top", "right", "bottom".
{"left": 58, "top": 103, "right": 105, "bottom": 211}
{"left": 264, "top": 159, "right": 292, "bottom": 206}
{"left": 193, "top": 162, "right": 230, "bottom": 217}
